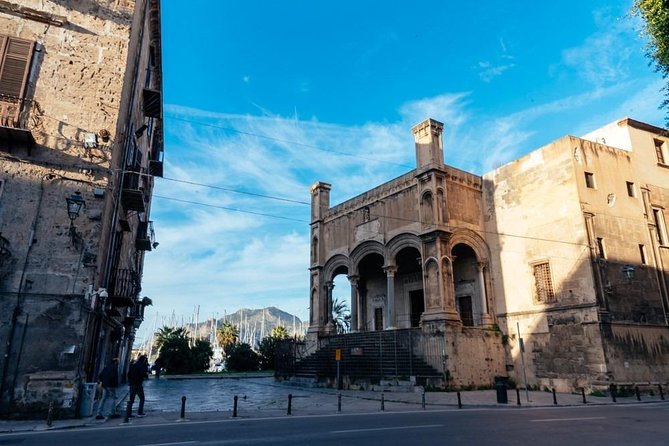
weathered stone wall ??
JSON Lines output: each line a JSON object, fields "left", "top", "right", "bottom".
{"left": 601, "top": 324, "right": 669, "bottom": 383}
{"left": 445, "top": 326, "right": 506, "bottom": 387}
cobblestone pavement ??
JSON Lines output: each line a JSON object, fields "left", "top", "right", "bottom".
{"left": 1, "top": 376, "right": 667, "bottom": 433}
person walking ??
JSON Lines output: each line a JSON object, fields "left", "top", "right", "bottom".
{"left": 127, "top": 354, "right": 149, "bottom": 417}
{"left": 95, "top": 357, "right": 119, "bottom": 420}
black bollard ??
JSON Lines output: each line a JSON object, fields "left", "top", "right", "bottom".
{"left": 610, "top": 384, "right": 617, "bottom": 403}
{"left": 581, "top": 388, "right": 587, "bottom": 404}
{"left": 381, "top": 392, "right": 385, "bottom": 411}
{"left": 287, "top": 393, "right": 292, "bottom": 415}
{"left": 516, "top": 388, "right": 521, "bottom": 406}
{"left": 635, "top": 386, "right": 641, "bottom": 401}
{"left": 233, "top": 395, "right": 238, "bottom": 417}
{"left": 552, "top": 388, "right": 557, "bottom": 405}
{"left": 659, "top": 385, "right": 665, "bottom": 400}
{"left": 124, "top": 399, "right": 132, "bottom": 423}
{"left": 338, "top": 393, "right": 342, "bottom": 412}
{"left": 46, "top": 401, "right": 53, "bottom": 427}
{"left": 422, "top": 391, "right": 426, "bottom": 410}
{"left": 180, "top": 396, "right": 186, "bottom": 419}
{"left": 457, "top": 391, "right": 462, "bottom": 409}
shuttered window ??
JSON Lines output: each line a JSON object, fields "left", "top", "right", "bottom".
{"left": 0, "top": 35, "right": 35, "bottom": 98}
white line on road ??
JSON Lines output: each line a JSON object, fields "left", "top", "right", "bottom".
{"left": 530, "top": 417, "right": 605, "bottom": 423}
{"left": 138, "top": 442, "right": 199, "bottom": 446}
{"left": 331, "top": 424, "right": 443, "bottom": 434}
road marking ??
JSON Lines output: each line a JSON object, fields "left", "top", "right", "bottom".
{"left": 331, "top": 424, "right": 443, "bottom": 434}
{"left": 531, "top": 417, "right": 605, "bottom": 423}
{"left": 138, "top": 442, "right": 199, "bottom": 446}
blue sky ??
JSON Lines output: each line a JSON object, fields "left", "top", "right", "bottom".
{"left": 136, "top": 0, "right": 665, "bottom": 343}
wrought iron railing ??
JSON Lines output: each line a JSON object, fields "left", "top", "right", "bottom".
{"left": 108, "top": 268, "right": 140, "bottom": 304}
{"left": 0, "top": 94, "right": 40, "bottom": 130}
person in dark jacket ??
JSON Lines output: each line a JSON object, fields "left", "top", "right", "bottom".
{"left": 96, "top": 357, "right": 119, "bottom": 420}
{"left": 127, "top": 355, "right": 149, "bottom": 417}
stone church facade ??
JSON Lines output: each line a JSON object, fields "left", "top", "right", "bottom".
{"left": 0, "top": 0, "right": 163, "bottom": 417}
{"left": 308, "top": 117, "right": 669, "bottom": 391}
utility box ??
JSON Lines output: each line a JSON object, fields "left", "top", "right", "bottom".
{"left": 495, "top": 376, "right": 509, "bottom": 404}
{"left": 79, "top": 382, "right": 97, "bottom": 417}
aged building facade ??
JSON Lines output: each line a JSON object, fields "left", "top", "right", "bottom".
{"left": 0, "top": 0, "right": 163, "bottom": 417}
{"left": 308, "top": 117, "right": 669, "bottom": 391}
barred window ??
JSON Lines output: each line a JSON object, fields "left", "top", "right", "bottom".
{"left": 533, "top": 261, "right": 556, "bottom": 304}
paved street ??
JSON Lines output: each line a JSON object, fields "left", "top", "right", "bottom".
{"left": 1, "top": 402, "right": 667, "bottom": 445}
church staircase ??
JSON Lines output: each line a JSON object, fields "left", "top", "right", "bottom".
{"left": 293, "top": 329, "right": 442, "bottom": 384}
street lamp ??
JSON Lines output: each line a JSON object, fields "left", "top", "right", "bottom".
{"left": 622, "top": 265, "right": 635, "bottom": 282}
{"left": 65, "top": 192, "right": 85, "bottom": 245}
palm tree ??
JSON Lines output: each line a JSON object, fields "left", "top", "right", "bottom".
{"left": 271, "top": 325, "right": 289, "bottom": 339}
{"left": 216, "top": 321, "right": 239, "bottom": 351}
{"left": 332, "top": 298, "right": 351, "bottom": 334}
{"left": 154, "top": 326, "right": 189, "bottom": 351}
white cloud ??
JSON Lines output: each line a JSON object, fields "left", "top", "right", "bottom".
{"left": 478, "top": 61, "right": 516, "bottom": 83}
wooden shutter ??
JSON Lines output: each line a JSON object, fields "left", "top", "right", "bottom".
{"left": 0, "top": 36, "right": 35, "bottom": 98}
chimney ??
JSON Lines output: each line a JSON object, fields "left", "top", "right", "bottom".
{"left": 412, "top": 118, "right": 444, "bottom": 170}
{"left": 310, "top": 182, "right": 331, "bottom": 223}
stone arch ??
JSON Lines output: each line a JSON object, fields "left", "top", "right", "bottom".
{"left": 322, "top": 254, "right": 350, "bottom": 282}
{"left": 448, "top": 228, "right": 490, "bottom": 263}
{"left": 386, "top": 232, "right": 422, "bottom": 260}
{"left": 350, "top": 240, "right": 385, "bottom": 273}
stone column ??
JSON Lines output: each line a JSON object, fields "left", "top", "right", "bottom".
{"left": 325, "top": 281, "right": 335, "bottom": 333}
{"left": 384, "top": 266, "right": 397, "bottom": 329}
{"left": 477, "top": 261, "right": 494, "bottom": 325}
{"left": 348, "top": 275, "right": 359, "bottom": 332}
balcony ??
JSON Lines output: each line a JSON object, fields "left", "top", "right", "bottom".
{"left": 0, "top": 95, "right": 37, "bottom": 152}
{"left": 108, "top": 268, "right": 140, "bottom": 307}
{"left": 136, "top": 220, "right": 155, "bottom": 251}
{"left": 121, "top": 171, "right": 146, "bottom": 213}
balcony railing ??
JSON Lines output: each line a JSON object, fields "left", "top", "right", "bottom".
{"left": 121, "top": 171, "right": 147, "bottom": 212}
{"left": 108, "top": 268, "right": 140, "bottom": 307}
{"left": 0, "top": 94, "right": 38, "bottom": 150}
{"left": 136, "top": 220, "right": 155, "bottom": 251}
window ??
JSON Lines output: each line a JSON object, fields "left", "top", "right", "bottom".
{"left": 584, "top": 172, "right": 595, "bottom": 189}
{"left": 655, "top": 139, "right": 667, "bottom": 165}
{"left": 626, "top": 181, "right": 636, "bottom": 197}
{"left": 653, "top": 208, "right": 668, "bottom": 246}
{"left": 639, "top": 244, "right": 648, "bottom": 265}
{"left": 596, "top": 237, "right": 606, "bottom": 259}
{"left": 0, "top": 35, "right": 35, "bottom": 127}
{"left": 532, "top": 261, "right": 556, "bottom": 304}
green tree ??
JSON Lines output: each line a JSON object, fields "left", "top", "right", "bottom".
{"left": 191, "top": 339, "right": 214, "bottom": 373}
{"left": 258, "top": 326, "right": 289, "bottom": 371}
{"left": 157, "top": 328, "right": 192, "bottom": 374}
{"left": 216, "top": 322, "right": 239, "bottom": 351}
{"left": 154, "top": 326, "right": 180, "bottom": 351}
{"left": 332, "top": 298, "right": 351, "bottom": 334}
{"left": 634, "top": 0, "right": 669, "bottom": 124}
{"left": 225, "top": 342, "right": 260, "bottom": 372}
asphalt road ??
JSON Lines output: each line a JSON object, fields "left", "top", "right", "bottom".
{"left": 1, "top": 403, "right": 667, "bottom": 446}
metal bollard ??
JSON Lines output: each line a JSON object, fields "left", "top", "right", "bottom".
{"left": 46, "top": 401, "right": 53, "bottom": 427}
{"left": 233, "top": 395, "right": 238, "bottom": 417}
{"left": 287, "top": 393, "right": 292, "bottom": 415}
{"left": 581, "top": 388, "right": 587, "bottom": 404}
{"left": 422, "top": 391, "right": 426, "bottom": 410}
{"left": 610, "top": 384, "right": 617, "bottom": 403}
{"left": 124, "top": 400, "right": 132, "bottom": 423}
{"left": 516, "top": 388, "right": 521, "bottom": 406}
{"left": 337, "top": 393, "right": 342, "bottom": 413}
{"left": 659, "top": 385, "right": 665, "bottom": 400}
{"left": 381, "top": 392, "right": 385, "bottom": 411}
{"left": 457, "top": 391, "right": 462, "bottom": 409}
{"left": 635, "top": 386, "right": 641, "bottom": 402}
{"left": 180, "top": 396, "right": 186, "bottom": 419}
{"left": 552, "top": 388, "right": 557, "bottom": 405}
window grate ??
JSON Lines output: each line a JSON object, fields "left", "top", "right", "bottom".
{"left": 533, "top": 262, "right": 556, "bottom": 304}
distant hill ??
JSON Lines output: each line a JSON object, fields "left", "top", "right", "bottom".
{"left": 193, "top": 307, "right": 306, "bottom": 346}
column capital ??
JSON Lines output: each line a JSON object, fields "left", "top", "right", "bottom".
{"left": 325, "top": 280, "right": 334, "bottom": 289}
{"left": 383, "top": 265, "right": 398, "bottom": 276}
{"left": 477, "top": 260, "right": 488, "bottom": 271}
{"left": 347, "top": 274, "right": 360, "bottom": 284}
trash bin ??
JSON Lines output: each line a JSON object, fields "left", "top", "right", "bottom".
{"left": 495, "top": 376, "right": 509, "bottom": 404}
{"left": 79, "top": 382, "right": 97, "bottom": 417}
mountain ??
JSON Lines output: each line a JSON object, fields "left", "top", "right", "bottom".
{"left": 193, "top": 307, "right": 306, "bottom": 346}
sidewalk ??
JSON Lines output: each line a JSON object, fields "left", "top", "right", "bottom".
{"left": 1, "top": 383, "right": 666, "bottom": 434}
